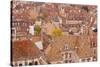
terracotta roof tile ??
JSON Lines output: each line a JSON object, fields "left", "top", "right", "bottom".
{"left": 12, "top": 40, "right": 41, "bottom": 61}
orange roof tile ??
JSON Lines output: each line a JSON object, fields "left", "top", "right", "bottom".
{"left": 12, "top": 40, "right": 41, "bottom": 61}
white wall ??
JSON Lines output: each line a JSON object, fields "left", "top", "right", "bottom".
{"left": 29, "top": 25, "right": 35, "bottom": 35}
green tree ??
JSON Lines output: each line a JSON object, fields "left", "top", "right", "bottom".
{"left": 52, "top": 28, "right": 63, "bottom": 37}
{"left": 34, "top": 25, "right": 41, "bottom": 35}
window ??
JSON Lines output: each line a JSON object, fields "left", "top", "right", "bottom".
{"left": 14, "top": 23, "right": 17, "bottom": 26}
{"left": 93, "top": 56, "right": 97, "bottom": 61}
{"left": 15, "top": 63, "right": 18, "bottom": 66}
{"left": 34, "top": 61, "right": 38, "bottom": 65}
{"left": 65, "top": 53, "right": 68, "bottom": 58}
{"left": 47, "top": 61, "right": 51, "bottom": 64}
{"left": 64, "top": 60, "right": 68, "bottom": 63}
{"left": 69, "top": 53, "right": 72, "bottom": 58}
{"left": 87, "top": 58, "right": 90, "bottom": 62}
{"left": 93, "top": 42, "right": 96, "bottom": 47}
{"left": 81, "top": 59, "right": 85, "bottom": 62}
{"left": 91, "top": 42, "right": 96, "bottom": 48}
{"left": 19, "top": 63, "right": 22, "bottom": 66}
{"left": 62, "top": 53, "right": 64, "bottom": 57}
{"left": 17, "top": 22, "right": 19, "bottom": 26}
{"left": 29, "top": 62, "right": 33, "bottom": 65}
{"left": 25, "top": 61, "right": 28, "bottom": 66}
{"left": 69, "top": 60, "right": 72, "bottom": 63}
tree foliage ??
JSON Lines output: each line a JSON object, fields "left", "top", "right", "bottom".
{"left": 52, "top": 28, "right": 63, "bottom": 37}
{"left": 34, "top": 25, "right": 41, "bottom": 35}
